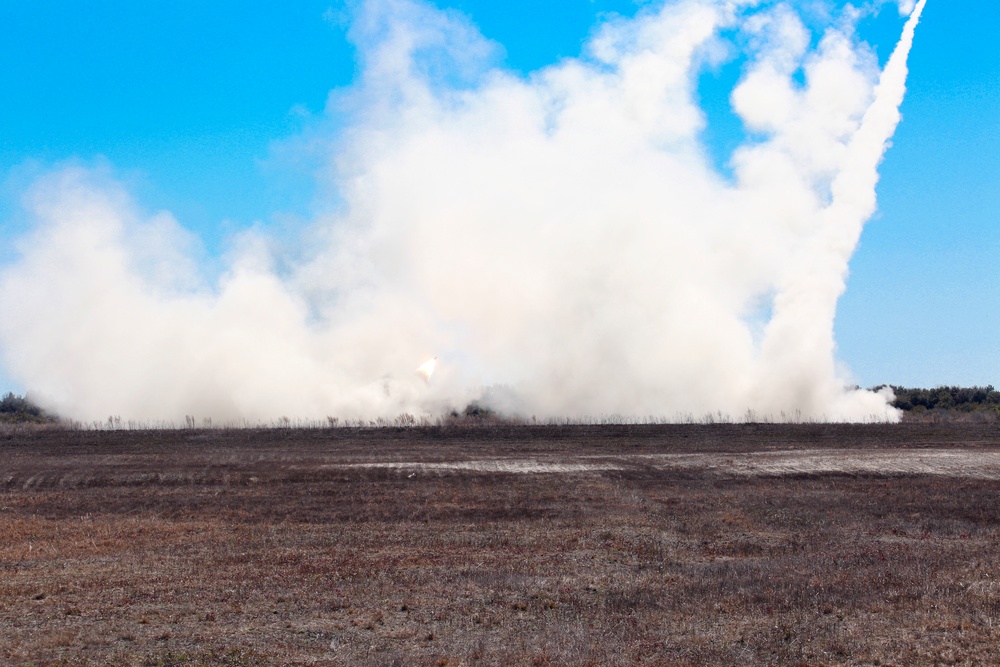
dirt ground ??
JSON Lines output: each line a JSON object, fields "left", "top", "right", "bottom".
{"left": 3, "top": 423, "right": 1000, "bottom": 666}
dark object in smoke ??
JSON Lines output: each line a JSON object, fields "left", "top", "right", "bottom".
{"left": 463, "top": 402, "right": 494, "bottom": 418}
{"left": 447, "top": 402, "right": 497, "bottom": 420}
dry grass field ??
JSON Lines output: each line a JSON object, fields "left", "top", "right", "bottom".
{"left": 3, "top": 423, "right": 1000, "bottom": 666}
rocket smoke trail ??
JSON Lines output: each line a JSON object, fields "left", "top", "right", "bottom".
{"left": 0, "top": 0, "right": 926, "bottom": 422}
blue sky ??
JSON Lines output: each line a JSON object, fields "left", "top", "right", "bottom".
{"left": 0, "top": 0, "right": 997, "bottom": 394}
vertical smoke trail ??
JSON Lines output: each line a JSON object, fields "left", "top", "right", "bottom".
{"left": 0, "top": 0, "right": 926, "bottom": 423}
{"left": 755, "top": 0, "right": 927, "bottom": 418}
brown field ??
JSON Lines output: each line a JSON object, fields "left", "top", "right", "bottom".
{"left": 3, "top": 423, "right": 1000, "bottom": 666}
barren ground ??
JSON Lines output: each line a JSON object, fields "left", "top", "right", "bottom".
{"left": 3, "top": 423, "right": 1000, "bottom": 665}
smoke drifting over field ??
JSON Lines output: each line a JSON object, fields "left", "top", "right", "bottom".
{"left": 0, "top": 0, "right": 925, "bottom": 423}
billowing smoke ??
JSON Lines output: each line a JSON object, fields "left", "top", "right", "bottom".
{"left": 0, "top": 0, "right": 925, "bottom": 423}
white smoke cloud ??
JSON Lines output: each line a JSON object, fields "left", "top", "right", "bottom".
{"left": 0, "top": 0, "right": 926, "bottom": 423}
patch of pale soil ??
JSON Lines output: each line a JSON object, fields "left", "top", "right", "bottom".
{"left": 340, "top": 460, "right": 624, "bottom": 474}
{"left": 335, "top": 450, "right": 1000, "bottom": 479}
{"left": 636, "top": 449, "right": 1000, "bottom": 479}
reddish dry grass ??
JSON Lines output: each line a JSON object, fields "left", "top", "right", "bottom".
{"left": 2, "top": 424, "right": 1000, "bottom": 665}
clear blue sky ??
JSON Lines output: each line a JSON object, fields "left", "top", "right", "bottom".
{"left": 0, "top": 0, "right": 997, "bottom": 392}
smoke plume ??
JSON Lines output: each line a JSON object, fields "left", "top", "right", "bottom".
{"left": 0, "top": 0, "right": 925, "bottom": 423}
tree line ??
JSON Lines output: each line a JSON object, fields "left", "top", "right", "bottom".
{"left": 881, "top": 385, "right": 1000, "bottom": 413}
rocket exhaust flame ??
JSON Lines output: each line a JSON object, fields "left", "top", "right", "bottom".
{"left": 416, "top": 358, "right": 437, "bottom": 383}
{"left": 0, "top": 0, "right": 926, "bottom": 423}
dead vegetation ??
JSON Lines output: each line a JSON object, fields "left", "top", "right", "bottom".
{"left": 3, "top": 423, "right": 1000, "bottom": 665}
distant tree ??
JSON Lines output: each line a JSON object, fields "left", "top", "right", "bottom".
{"left": 0, "top": 392, "right": 39, "bottom": 415}
{"left": 0, "top": 392, "right": 53, "bottom": 422}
